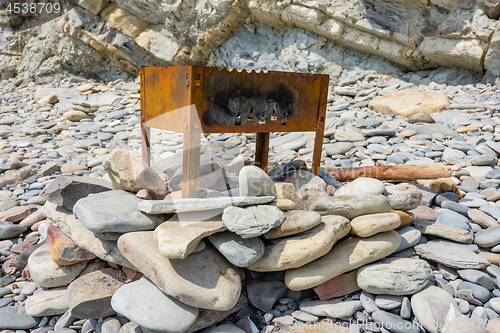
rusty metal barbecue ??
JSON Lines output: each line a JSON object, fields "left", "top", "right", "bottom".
{"left": 140, "top": 66, "right": 329, "bottom": 198}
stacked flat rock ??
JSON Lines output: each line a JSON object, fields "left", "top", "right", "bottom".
{"left": 3, "top": 76, "right": 500, "bottom": 333}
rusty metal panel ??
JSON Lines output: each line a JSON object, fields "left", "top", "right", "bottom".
{"left": 199, "top": 67, "right": 327, "bottom": 133}
{"left": 141, "top": 66, "right": 193, "bottom": 131}
{"left": 141, "top": 66, "right": 328, "bottom": 133}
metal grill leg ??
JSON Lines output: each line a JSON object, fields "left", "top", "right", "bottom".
{"left": 255, "top": 132, "right": 270, "bottom": 173}
{"left": 182, "top": 105, "right": 202, "bottom": 198}
{"left": 141, "top": 123, "right": 151, "bottom": 166}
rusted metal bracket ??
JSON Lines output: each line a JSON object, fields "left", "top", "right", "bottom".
{"left": 140, "top": 66, "right": 329, "bottom": 198}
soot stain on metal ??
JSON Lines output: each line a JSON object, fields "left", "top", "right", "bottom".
{"left": 201, "top": 82, "right": 297, "bottom": 127}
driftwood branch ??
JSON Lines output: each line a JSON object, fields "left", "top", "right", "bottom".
{"left": 325, "top": 165, "right": 462, "bottom": 182}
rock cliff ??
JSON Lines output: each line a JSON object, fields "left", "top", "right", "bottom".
{"left": 1, "top": 0, "right": 499, "bottom": 84}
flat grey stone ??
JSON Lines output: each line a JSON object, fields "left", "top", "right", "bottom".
{"left": 372, "top": 310, "right": 420, "bottom": 333}
{"left": 479, "top": 205, "right": 500, "bottom": 220}
{"left": 0, "top": 220, "right": 27, "bottom": 239}
{"left": 475, "top": 226, "right": 500, "bottom": 248}
{"left": 44, "top": 176, "right": 113, "bottom": 210}
{"left": 357, "top": 257, "right": 432, "bottom": 295}
{"left": 457, "top": 281, "right": 492, "bottom": 303}
{"left": 411, "top": 286, "right": 461, "bottom": 333}
{"left": 436, "top": 210, "right": 471, "bottom": 231}
{"left": 458, "top": 269, "right": 495, "bottom": 290}
{"left": 0, "top": 306, "right": 41, "bottom": 329}
{"left": 111, "top": 276, "right": 198, "bottom": 333}
{"left": 74, "top": 190, "right": 166, "bottom": 233}
{"left": 239, "top": 166, "right": 277, "bottom": 197}
{"left": 309, "top": 194, "right": 392, "bottom": 219}
{"left": 441, "top": 201, "right": 470, "bottom": 216}
{"left": 415, "top": 242, "right": 490, "bottom": 269}
{"left": 138, "top": 196, "right": 275, "bottom": 214}
{"left": 394, "top": 226, "right": 421, "bottom": 253}
{"left": 222, "top": 205, "right": 285, "bottom": 238}
{"left": 208, "top": 231, "right": 265, "bottom": 267}
{"left": 299, "top": 299, "right": 362, "bottom": 318}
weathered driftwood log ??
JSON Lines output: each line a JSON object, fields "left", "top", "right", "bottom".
{"left": 325, "top": 165, "right": 462, "bottom": 182}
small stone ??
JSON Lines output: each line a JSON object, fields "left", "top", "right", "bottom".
{"left": 295, "top": 173, "right": 329, "bottom": 210}
{"left": 28, "top": 244, "right": 87, "bottom": 288}
{"left": 103, "top": 149, "right": 167, "bottom": 199}
{"left": 392, "top": 210, "right": 414, "bottom": 226}
{"left": 0, "top": 221, "right": 27, "bottom": 240}
{"left": 102, "top": 319, "right": 121, "bottom": 333}
{"left": 64, "top": 110, "right": 90, "bottom": 122}
{"left": 441, "top": 201, "right": 470, "bottom": 215}
{"left": 468, "top": 209, "right": 500, "bottom": 228}
{"left": 334, "top": 178, "right": 385, "bottom": 196}
{"left": 291, "top": 310, "right": 318, "bottom": 322}
{"left": 274, "top": 199, "right": 296, "bottom": 210}
{"left": 285, "top": 231, "right": 401, "bottom": 290}
{"left": 369, "top": 91, "right": 449, "bottom": 116}
{"left": 0, "top": 206, "right": 37, "bottom": 223}
{"left": 436, "top": 210, "right": 471, "bottom": 231}
{"left": 67, "top": 268, "right": 126, "bottom": 319}
{"left": 385, "top": 184, "right": 422, "bottom": 211}
{"left": 44, "top": 176, "right": 113, "bottom": 210}
{"left": 46, "top": 225, "right": 97, "bottom": 265}
{"left": 325, "top": 142, "right": 354, "bottom": 156}
{"left": 428, "top": 178, "right": 460, "bottom": 196}
{"left": 61, "top": 164, "right": 87, "bottom": 173}
{"left": 246, "top": 215, "right": 350, "bottom": 272}
{"left": 73, "top": 190, "right": 166, "bottom": 233}
{"left": 313, "top": 270, "right": 360, "bottom": 301}
{"left": 274, "top": 183, "right": 305, "bottom": 210}
{"left": 400, "top": 297, "right": 411, "bottom": 319}
{"left": 111, "top": 276, "right": 198, "bottom": 333}
{"left": 222, "top": 205, "right": 285, "bottom": 238}
{"left": 299, "top": 299, "right": 362, "bottom": 318}
{"left": 38, "top": 94, "right": 58, "bottom": 104}
{"left": 415, "top": 242, "right": 490, "bottom": 269}
{"left": 138, "top": 196, "right": 274, "bottom": 214}
{"left": 412, "top": 219, "right": 473, "bottom": 243}
{"left": 208, "top": 231, "right": 265, "bottom": 267}
{"left": 394, "top": 225, "right": 421, "bottom": 253}
{"left": 0, "top": 306, "right": 41, "bottom": 330}
{"left": 458, "top": 269, "right": 495, "bottom": 290}
{"left": 238, "top": 166, "right": 276, "bottom": 197}
{"left": 357, "top": 258, "right": 432, "bottom": 295}
{"left": 334, "top": 130, "right": 365, "bottom": 142}
{"left": 475, "top": 226, "right": 500, "bottom": 247}
{"left": 263, "top": 210, "right": 321, "bottom": 240}
{"left": 411, "top": 286, "right": 461, "bottom": 333}
{"left": 458, "top": 281, "right": 492, "bottom": 303}
{"left": 411, "top": 206, "right": 440, "bottom": 221}
{"left": 349, "top": 213, "right": 401, "bottom": 237}
{"left": 25, "top": 287, "right": 68, "bottom": 316}
{"left": 408, "top": 112, "right": 435, "bottom": 123}
{"left": 155, "top": 219, "right": 225, "bottom": 259}
{"left": 309, "top": 194, "right": 392, "bottom": 219}
{"left": 372, "top": 310, "right": 420, "bottom": 333}
{"left": 436, "top": 315, "right": 486, "bottom": 333}
{"left": 247, "top": 280, "right": 288, "bottom": 313}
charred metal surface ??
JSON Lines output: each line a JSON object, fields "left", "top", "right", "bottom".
{"left": 140, "top": 66, "right": 329, "bottom": 197}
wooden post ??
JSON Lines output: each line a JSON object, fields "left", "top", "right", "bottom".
{"left": 325, "top": 165, "right": 462, "bottom": 182}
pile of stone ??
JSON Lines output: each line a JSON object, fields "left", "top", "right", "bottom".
{"left": 4, "top": 147, "right": 500, "bottom": 333}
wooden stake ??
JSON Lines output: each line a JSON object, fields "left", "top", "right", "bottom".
{"left": 325, "top": 165, "right": 462, "bottom": 182}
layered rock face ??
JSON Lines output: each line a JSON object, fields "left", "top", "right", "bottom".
{"left": 1, "top": 0, "right": 500, "bottom": 84}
